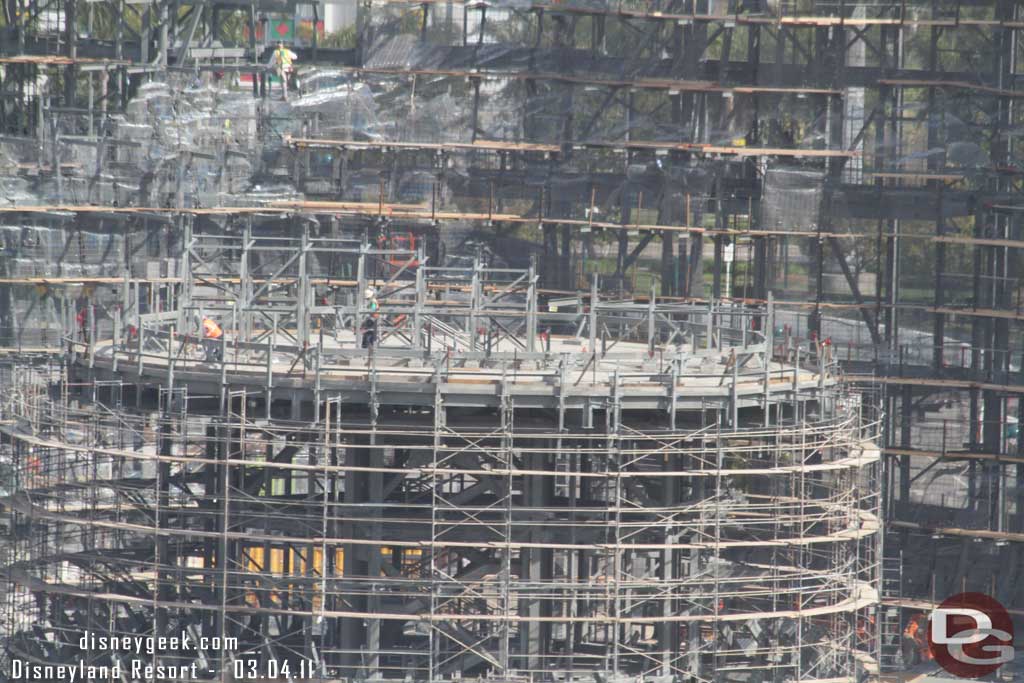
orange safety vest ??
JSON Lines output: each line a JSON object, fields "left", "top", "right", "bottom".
{"left": 202, "top": 318, "right": 223, "bottom": 339}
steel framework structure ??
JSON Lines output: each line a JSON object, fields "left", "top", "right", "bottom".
{"left": 0, "top": 0, "right": 1021, "bottom": 680}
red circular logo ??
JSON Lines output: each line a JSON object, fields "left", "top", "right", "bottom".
{"left": 928, "top": 592, "right": 1014, "bottom": 678}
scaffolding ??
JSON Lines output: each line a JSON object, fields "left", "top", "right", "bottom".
{"left": 1, "top": 246, "right": 881, "bottom": 682}
{"left": 0, "top": 0, "right": 1022, "bottom": 680}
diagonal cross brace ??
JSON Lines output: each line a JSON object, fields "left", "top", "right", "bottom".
{"left": 827, "top": 236, "right": 882, "bottom": 346}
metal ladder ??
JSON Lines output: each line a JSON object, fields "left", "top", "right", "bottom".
{"left": 879, "top": 550, "right": 905, "bottom": 671}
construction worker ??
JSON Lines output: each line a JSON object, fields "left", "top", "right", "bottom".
{"left": 270, "top": 41, "right": 297, "bottom": 101}
{"left": 202, "top": 316, "right": 223, "bottom": 362}
{"left": 856, "top": 613, "right": 876, "bottom": 648}
{"left": 75, "top": 304, "right": 89, "bottom": 344}
{"left": 360, "top": 288, "right": 379, "bottom": 349}
{"left": 902, "top": 612, "right": 931, "bottom": 665}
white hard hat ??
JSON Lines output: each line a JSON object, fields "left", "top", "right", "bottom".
{"left": 364, "top": 288, "right": 376, "bottom": 299}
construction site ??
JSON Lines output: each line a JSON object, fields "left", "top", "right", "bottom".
{"left": 0, "top": 1, "right": 1020, "bottom": 682}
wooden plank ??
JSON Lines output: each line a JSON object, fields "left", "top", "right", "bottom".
{"left": 15, "top": 162, "right": 82, "bottom": 172}
{"left": 371, "top": 1, "right": 1024, "bottom": 29}
{"left": 928, "top": 306, "right": 1024, "bottom": 321}
{"left": 267, "top": 199, "right": 429, "bottom": 211}
{"left": 285, "top": 135, "right": 559, "bottom": 154}
{"left": 883, "top": 447, "right": 1024, "bottom": 465}
{"left": 0, "top": 55, "right": 128, "bottom": 66}
{"left": 0, "top": 202, "right": 975, "bottom": 247}
{"left": 0, "top": 205, "right": 945, "bottom": 238}
{"left": 879, "top": 78, "right": 1024, "bottom": 98}
{"left": 0, "top": 346, "right": 63, "bottom": 354}
{"left": 846, "top": 374, "right": 1024, "bottom": 394}
{"left": 934, "top": 235, "right": 1024, "bottom": 249}
{"left": 177, "top": 133, "right": 862, "bottom": 159}
{"left": 891, "top": 520, "right": 1024, "bottom": 545}
{"left": 866, "top": 171, "right": 965, "bottom": 183}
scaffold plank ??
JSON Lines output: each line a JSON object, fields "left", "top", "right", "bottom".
{"left": 846, "top": 375, "right": 1024, "bottom": 394}
{"left": 879, "top": 78, "right": 1024, "bottom": 98}
{"left": 371, "top": 1, "right": 1024, "bottom": 29}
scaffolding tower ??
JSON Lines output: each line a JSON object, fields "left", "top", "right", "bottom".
{"left": 2, "top": 240, "right": 881, "bottom": 682}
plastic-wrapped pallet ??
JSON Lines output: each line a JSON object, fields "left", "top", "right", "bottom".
{"left": 761, "top": 165, "right": 825, "bottom": 233}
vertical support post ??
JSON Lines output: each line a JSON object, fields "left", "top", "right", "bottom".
{"left": 899, "top": 385, "right": 912, "bottom": 507}
{"left": 298, "top": 222, "right": 310, "bottom": 349}
{"left": 158, "top": 0, "right": 169, "bottom": 66}
{"left": 765, "top": 291, "right": 774, "bottom": 427}
{"left": 355, "top": 242, "right": 367, "bottom": 344}
{"left": 250, "top": 3, "right": 259, "bottom": 97}
{"left": 178, "top": 214, "right": 193, "bottom": 332}
{"left": 712, "top": 235, "right": 723, "bottom": 300}
{"left": 240, "top": 218, "right": 253, "bottom": 340}
{"left": 64, "top": 0, "right": 77, "bottom": 107}
{"left": 661, "top": 230, "right": 674, "bottom": 296}
{"left": 469, "top": 258, "right": 480, "bottom": 352}
{"left": 648, "top": 286, "right": 656, "bottom": 356}
{"left": 526, "top": 259, "right": 537, "bottom": 353}
{"left": 589, "top": 276, "right": 598, "bottom": 356}
{"left": 413, "top": 257, "right": 425, "bottom": 350}
{"left": 141, "top": 2, "right": 151, "bottom": 64}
